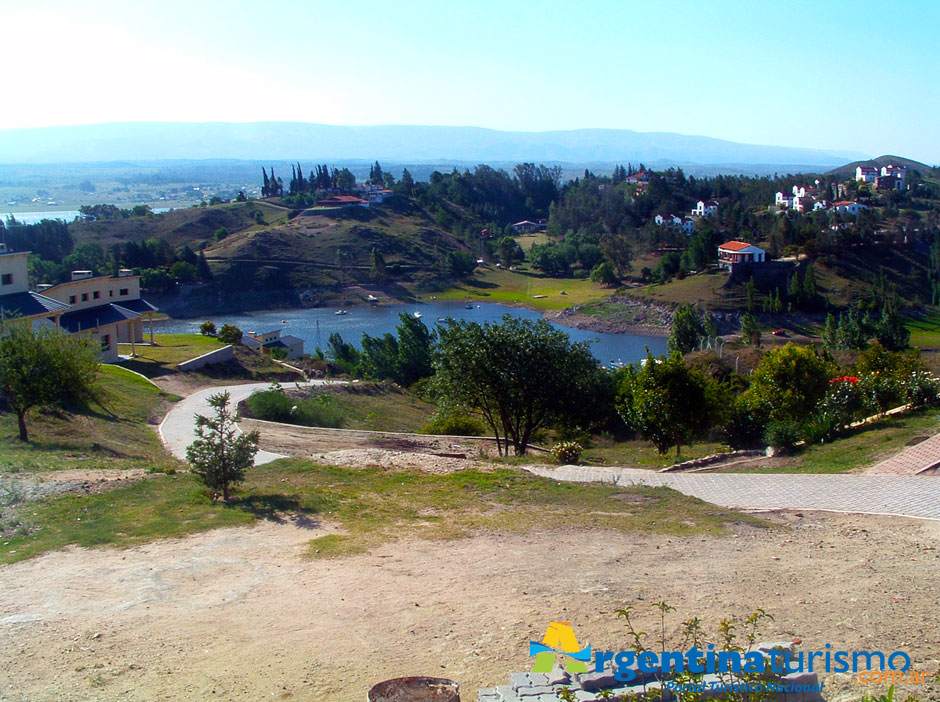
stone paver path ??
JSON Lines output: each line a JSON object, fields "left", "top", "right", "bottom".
{"left": 526, "top": 465, "right": 940, "bottom": 521}
{"left": 866, "top": 432, "right": 940, "bottom": 475}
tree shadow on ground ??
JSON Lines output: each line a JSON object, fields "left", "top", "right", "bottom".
{"left": 229, "top": 493, "right": 321, "bottom": 530}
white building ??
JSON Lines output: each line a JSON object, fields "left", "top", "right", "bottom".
{"left": 243, "top": 328, "right": 304, "bottom": 360}
{"left": 718, "top": 241, "right": 766, "bottom": 271}
{"left": 774, "top": 192, "right": 793, "bottom": 208}
{"left": 0, "top": 246, "right": 70, "bottom": 327}
{"left": 833, "top": 201, "right": 868, "bottom": 216}
{"left": 856, "top": 166, "right": 878, "bottom": 183}
{"left": 692, "top": 200, "right": 719, "bottom": 217}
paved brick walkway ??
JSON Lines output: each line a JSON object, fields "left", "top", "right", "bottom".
{"left": 866, "top": 432, "right": 940, "bottom": 475}
{"left": 526, "top": 465, "right": 940, "bottom": 520}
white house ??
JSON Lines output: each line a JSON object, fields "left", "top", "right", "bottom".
{"left": 692, "top": 200, "right": 719, "bottom": 217}
{"left": 856, "top": 166, "right": 878, "bottom": 183}
{"left": 625, "top": 170, "right": 650, "bottom": 184}
{"left": 774, "top": 192, "right": 793, "bottom": 208}
{"left": 243, "top": 328, "right": 304, "bottom": 360}
{"left": 880, "top": 164, "right": 908, "bottom": 182}
{"left": 813, "top": 200, "right": 832, "bottom": 211}
{"left": 792, "top": 195, "right": 817, "bottom": 213}
{"left": 718, "top": 241, "right": 766, "bottom": 271}
{"left": 833, "top": 201, "right": 868, "bottom": 216}
{"left": 511, "top": 220, "right": 540, "bottom": 233}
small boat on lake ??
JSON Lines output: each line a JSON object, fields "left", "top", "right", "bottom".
{"left": 413, "top": 311, "right": 422, "bottom": 319}
{"left": 335, "top": 309, "right": 348, "bottom": 315}
{"left": 465, "top": 303, "right": 474, "bottom": 309}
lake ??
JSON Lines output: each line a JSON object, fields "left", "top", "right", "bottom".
{"left": 5, "top": 208, "right": 173, "bottom": 225}
{"left": 156, "top": 301, "right": 667, "bottom": 365}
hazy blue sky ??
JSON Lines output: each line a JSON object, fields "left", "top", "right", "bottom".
{"left": 4, "top": 0, "right": 938, "bottom": 162}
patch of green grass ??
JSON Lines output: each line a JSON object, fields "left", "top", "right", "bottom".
{"left": 312, "top": 386, "right": 436, "bottom": 432}
{"left": 435, "top": 266, "right": 611, "bottom": 310}
{"left": 1, "top": 462, "right": 769, "bottom": 563}
{"left": 258, "top": 462, "right": 769, "bottom": 558}
{"left": 723, "top": 407, "right": 940, "bottom": 474}
{"left": 906, "top": 309, "right": 940, "bottom": 349}
{"left": 117, "top": 333, "right": 225, "bottom": 373}
{"left": 582, "top": 439, "right": 728, "bottom": 469}
{"left": 0, "top": 365, "right": 181, "bottom": 473}
{"left": 0, "top": 475, "right": 255, "bottom": 563}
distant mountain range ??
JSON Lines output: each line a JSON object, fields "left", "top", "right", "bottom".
{"left": 0, "top": 122, "right": 869, "bottom": 171}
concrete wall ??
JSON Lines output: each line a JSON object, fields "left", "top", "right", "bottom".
{"left": 178, "top": 344, "right": 234, "bottom": 371}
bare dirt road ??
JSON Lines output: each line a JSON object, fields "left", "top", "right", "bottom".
{"left": 1, "top": 513, "right": 938, "bottom": 702}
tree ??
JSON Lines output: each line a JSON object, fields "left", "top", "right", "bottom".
{"left": 369, "top": 247, "right": 388, "bottom": 285}
{"left": 617, "top": 353, "right": 721, "bottom": 456}
{"left": 399, "top": 168, "right": 415, "bottom": 196}
{"left": 217, "top": 324, "right": 243, "bottom": 345}
{"left": 496, "top": 236, "right": 523, "bottom": 268}
{"left": 668, "top": 304, "right": 705, "bottom": 354}
{"left": 590, "top": 261, "right": 619, "bottom": 286}
{"left": 876, "top": 300, "right": 910, "bottom": 351}
{"left": 185, "top": 391, "right": 259, "bottom": 501}
{"left": 0, "top": 320, "right": 99, "bottom": 441}
{"left": 200, "top": 320, "right": 217, "bottom": 336}
{"left": 744, "top": 343, "right": 834, "bottom": 425}
{"left": 395, "top": 313, "right": 434, "bottom": 386}
{"left": 434, "top": 316, "right": 602, "bottom": 455}
{"left": 170, "top": 261, "right": 198, "bottom": 283}
{"left": 740, "top": 311, "right": 761, "bottom": 347}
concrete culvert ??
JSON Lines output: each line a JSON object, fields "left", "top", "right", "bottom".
{"left": 367, "top": 677, "right": 459, "bottom": 702}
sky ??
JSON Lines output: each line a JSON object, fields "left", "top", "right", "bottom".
{"left": 2, "top": 0, "right": 939, "bottom": 163}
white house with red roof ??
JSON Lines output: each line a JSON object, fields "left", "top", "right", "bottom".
{"left": 625, "top": 171, "right": 650, "bottom": 184}
{"left": 856, "top": 166, "right": 878, "bottom": 183}
{"left": 833, "top": 201, "right": 868, "bottom": 216}
{"left": 718, "top": 241, "right": 766, "bottom": 271}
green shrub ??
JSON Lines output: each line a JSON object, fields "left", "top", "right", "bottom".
{"left": 245, "top": 386, "right": 345, "bottom": 428}
{"left": 900, "top": 370, "right": 940, "bottom": 407}
{"left": 551, "top": 441, "right": 583, "bottom": 464}
{"left": 270, "top": 347, "right": 288, "bottom": 361}
{"left": 764, "top": 421, "right": 800, "bottom": 454}
{"left": 724, "top": 398, "right": 768, "bottom": 450}
{"left": 245, "top": 387, "right": 294, "bottom": 423}
{"left": 422, "top": 411, "right": 486, "bottom": 436}
{"left": 199, "top": 320, "right": 217, "bottom": 337}
{"left": 218, "top": 324, "right": 243, "bottom": 345}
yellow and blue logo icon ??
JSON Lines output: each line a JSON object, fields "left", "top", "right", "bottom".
{"left": 529, "top": 622, "right": 592, "bottom": 674}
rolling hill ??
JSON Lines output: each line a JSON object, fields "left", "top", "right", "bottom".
{"left": 826, "top": 154, "right": 933, "bottom": 179}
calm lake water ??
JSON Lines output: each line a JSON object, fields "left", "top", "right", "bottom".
{"left": 157, "top": 301, "right": 667, "bottom": 365}
{"left": 5, "top": 208, "right": 173, "bottom": 225}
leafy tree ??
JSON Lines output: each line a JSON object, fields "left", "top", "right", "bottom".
{"left": 169, "top": 261, "right": 198, "bottom": 283}
{"left": 590, "top": 261, "right": 619, "bottom": 286}
{"left": 496, "top": 236, "right": 524, "bottom": 268}
{"left": 327, "top": 332, "right": 360, "bottom": 374}
{"left": 617, "top": 353, "right": 721, "bottom": 456}
{"left": 668, "top": 304, "right": 705, "bottom": 354}
{"left": 214, "top": 227, "right": 230, "bottom": 241}
{"left": 398, "top": 168, "right": 415, "bottom": 196}
{"left": 185, "top": 391, "right": 259, "bottom": 501}
{"left": 0, "top": 320, "right": 99, "bottom": 441}
{"left": 744, "top": 343, "right": 834, "bottom": 425}
{"left": 434, "top": 316, "right": 602, "bottom": 455}
{"left": 335, "top": 168, "right": 356, "bottom": 190}
{"left": 599, "top": 231, "right": 634, "bottom": 277}
{"left": 64, "top": 242, "right": 108, "bottom": 275}
{"left": 822, "top": 312, "right": 839, "bottom": 349}
{"left": 200, "top": 321, "right": 217, "bottom": 336}
{"left": 395, "top": 313, "right": 434, "bottom": 386}
{"left": 217, "top": 324, "right": 243, "bottom": 345}
{"left": 196, "top": 250, "right": 212, "bottom": 281}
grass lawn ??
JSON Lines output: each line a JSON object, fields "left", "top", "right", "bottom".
{"left": 312, "top": 385, "right": 436, "bottom": 432}
{"left": 434, "top": 266, "right": 612, "bottom": 311}
{"left": 118, "top": 333, "right": 225, "bottom": 369}
{"left": 0, "top": 462, "right": 768, "bottom": 563}
{"left": 582, "top": 439, "right": 728, "bottom": 469}
{"left": 0, "top": 365, "right": 181, "bottom": 473}
{"left": 906, "top": 308, "right": 940, "bottom": 349}
{"left": 118, "top": 334, "right": 300, "bottom": 381}
{"left": 723, "top": 407, "right": 940, "bottom": 474}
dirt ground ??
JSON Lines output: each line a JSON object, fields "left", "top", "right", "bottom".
{"left": 1, "top": 511, "right": 938, "bottom": 702}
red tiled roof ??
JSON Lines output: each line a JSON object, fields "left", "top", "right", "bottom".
{"left": 718, "top": 241, "right": 754, "bottom": 251}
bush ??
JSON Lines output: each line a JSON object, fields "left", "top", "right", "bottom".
{"left": 551, "top": 441, "right": 583, "bottom": 464}
{"left": 200, "top": 320, "right": 217, "bottom": 337}
{"left": 724, "top": 399, "right": 768, "bottom": 450}
{"left": 422, "top": 411, "right": 486, "bottom": 436}
{"left": 900, "top": 370, "right": 940, "bottom": 408}
{"left": 217, "top": 324, "right": 243, "bottom": 345}
{"left": 245, "top": 386, "right": 346, "bottom": 428}
{"left": 270, "top": 347, "right": 288, "bottom": 361}
{"left": 764, "top": 421, "right": 800, "bottom": 454}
